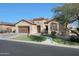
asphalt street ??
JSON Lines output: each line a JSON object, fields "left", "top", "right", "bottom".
{"left": 0, "top": 39, "right": 79, "bottom": 56}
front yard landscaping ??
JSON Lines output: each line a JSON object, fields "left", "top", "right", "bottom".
{"left": 16, "top": 32, "right": 79, "bottom": 46}
{"left": 53, "top": 36, "right": 79, "bottom": 46}
{"left": 16, "top": 35, "right": 30, "bottom": 41}
{"left": 47, "top": 30, "right": 79, "bottom": 46}
{"left": 16, "top": 35, "right": 46, "bottom": 42}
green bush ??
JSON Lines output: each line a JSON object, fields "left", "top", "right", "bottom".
{"left": 50, "top": 31, "right": 56, "bottom": 38}
{"left": 53, "top": 36, "right": 79, "bottom": 45}
{"left": 28, "top": 35, "right": 46, "bottom": 42}
{"left": 53, "top": 37, "right": 64, "bottom": 44}
{"left": 69, "top": 35, "right": 79, "bottom": 42}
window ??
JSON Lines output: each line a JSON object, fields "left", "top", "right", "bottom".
{"left": 34, "top": 21, "right": 44, "bottom": 25}
{"left": 50, "top": 23, "right": 57, "bottom": 31}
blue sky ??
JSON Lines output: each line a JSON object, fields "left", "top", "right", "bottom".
{"left": 0, "top": 3, "right": 63, "bottom": 23}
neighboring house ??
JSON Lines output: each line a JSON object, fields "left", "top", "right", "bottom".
{"left": 0, "top": 17, "right": 60, "bottom": 34}
{"left": 0, "top": 22, "right": 15, "bottom": 32}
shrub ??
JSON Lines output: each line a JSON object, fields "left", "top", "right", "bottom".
{"left": 50, "top": 31, "right": 56, "bottom": 38}
{"left": 53, "top": 36, "right": 64, "bottom": 44}
{"left": 69, "top": 35, "right": 79, "bottom": 42}
{"left": 28, "top": 35, "right": 46, "bottom": 42}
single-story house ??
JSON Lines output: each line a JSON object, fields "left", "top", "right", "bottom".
{"left": 0, "top": 18, "right": 60, "bottom": 34}
{"left": 0, "top": 22, "right": 15, "bottom": 32}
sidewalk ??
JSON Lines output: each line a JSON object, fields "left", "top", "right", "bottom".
{"left": 0, "top": 37, "right": 79, "bottom": 49}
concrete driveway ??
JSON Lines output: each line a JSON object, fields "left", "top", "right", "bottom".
{"left": 0, "top": 39, "right": 79, "bottom": 56}
{"left": 0, "top": 33, "right": 27, "bottom": 39}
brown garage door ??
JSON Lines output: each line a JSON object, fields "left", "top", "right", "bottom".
{"left": 18, "top": 26, "right": 30, "bottom": 33}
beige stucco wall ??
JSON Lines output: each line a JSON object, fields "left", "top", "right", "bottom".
{"left": 33, "top": 20, "right": 47, "bottom": 33}
{"left": 15, "top": 21, "right": 31, "bottom": 33}
{"left": 31, "top": 25, "right": 37, "bottom": 34}
{"left": 0, "top": 24, "right": 15, "bottom": 32}
{"left": 15, "top": 21, "right": 37, "bottom": 34}
{"left": 15, "top": 20, "right": 48, "bottom": 34}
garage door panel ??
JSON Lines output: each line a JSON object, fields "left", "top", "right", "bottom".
{"left": 18, "top": 26, "right": 30, "bottom": 33}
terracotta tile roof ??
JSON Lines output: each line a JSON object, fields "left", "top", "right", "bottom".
{"left": 15, "top": 19, "right": 36, "bottom": 25}
{"left": 32, "top": 17, "right": 48, "bottom": 21}
{"left": 45, "top": 19, "right": 57, "bottom": 24}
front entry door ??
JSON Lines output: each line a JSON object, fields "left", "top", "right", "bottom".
{"left": 37, "top": 25, "right": 41, "bottom": 33}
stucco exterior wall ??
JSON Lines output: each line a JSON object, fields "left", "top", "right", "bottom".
{"left": 15, "top": 21, "right": 32, "bottom": 33}
{"left": 31, "top": 25, "right": 37, "bottom": 34}
{"left": 48, "top": 21, "right": 59, "bottom": 34}
{"left": 33, "top": 20, "right": 47, "bottom": 33}
{"left": 0, "top": 24, "right": 15, "bottom": 32}
{"left": 15, "top": 21, "right": 37, "bottom": 34}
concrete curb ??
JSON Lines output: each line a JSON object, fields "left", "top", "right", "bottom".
{"left": 0, "top": 38, "right": 79, "bottom": 49}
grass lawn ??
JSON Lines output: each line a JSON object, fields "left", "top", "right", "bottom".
{"left": 53, "top": 38, "right": 64, "bottom": 44}
{"left": 16, "top": 35, "right": 30, "bottom": 41}
{"left": 16, "top": 35, "right": 46, "bottom": 42}
{"left": 53, "top": 37, "right": 79, "bottom": 45}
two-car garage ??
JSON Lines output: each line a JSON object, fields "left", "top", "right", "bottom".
{"left": 15, "top": 19, "right": 37, "bottom": 34}
{"left": 15, "top": 20, "right": 32, "bottom": 33}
